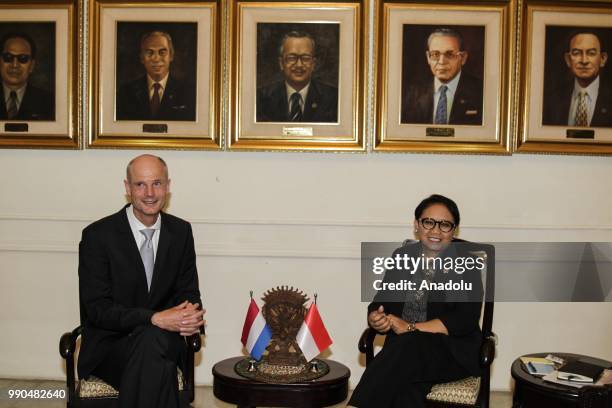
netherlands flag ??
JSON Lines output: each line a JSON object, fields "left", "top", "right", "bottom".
{"left": 296, "top": 303, "right": 333, "bottom": 362}
{"left": 240, "top": 298, "right": 272, "bottom": 361}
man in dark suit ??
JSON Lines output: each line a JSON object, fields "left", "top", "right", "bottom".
{"left": 78, "top": 154, "right": 205, "bottom": 408}
{"left": 0, "top": 32, "right": 53, "bottom": 120}
{"left": 401, "top": 28, "right": 483, "bottom": 125}
{"left": 543, "top": 30, "right": 611, "bottom": 127}
{"left": 116, "top": 31, "right": 195, "bottom": 121}
{"left": 257, "top": 30, "right": 338, "bottom": 123}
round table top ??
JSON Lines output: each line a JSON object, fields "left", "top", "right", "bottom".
{"left": 511, "top": 352, "right": 612, "bottom": 398}
{"left": 212, "top": 356, "right": 350, "bottom": 407}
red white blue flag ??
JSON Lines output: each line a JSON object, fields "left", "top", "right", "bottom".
{"left": 296, "top": 303, "right": 333, "bottom": 362}
{"left": 241, "top": 298, "right": 272, "bottom": 361}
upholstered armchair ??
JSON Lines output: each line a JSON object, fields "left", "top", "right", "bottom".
{"left": 358, "top": 240, "right": 496, "bottom": 407}
{"left": 59, "top": 325, "right": 201, "bottom": 407}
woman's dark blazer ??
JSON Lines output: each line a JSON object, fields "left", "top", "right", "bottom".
{"left": 367, "top": 240, "right": 484, "bottom": 376}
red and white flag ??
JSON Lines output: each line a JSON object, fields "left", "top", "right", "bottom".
{"left": 296, "top": 302, "right": 333, "bottom": 362}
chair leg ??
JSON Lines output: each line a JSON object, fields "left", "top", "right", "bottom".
{"left": 187, "top": 352, "right": 195, "bottom": 403}
{"left": 480, "top": 375, "right": 490, "bottom": 408}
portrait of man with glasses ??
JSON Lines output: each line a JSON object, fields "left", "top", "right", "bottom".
{"left": 401, "top": 27, "right": 483, "bottom": 126}
{"left": 256, "top": 27, "right": 339, "bottom": 123}
{"left": 0, "top": 31, "right": 53, "bottom": 121}
{"left": 542, "top": 27, "right": 611, "bottom": 128}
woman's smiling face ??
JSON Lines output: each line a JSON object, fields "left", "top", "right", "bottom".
{"left": 414, "top": 203, "right": 456, "bottom": 255}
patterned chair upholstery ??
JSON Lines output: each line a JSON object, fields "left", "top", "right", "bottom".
{"left": 358, "top": 240, "right": 496, "bottom": 408}
{"left": 77, "top": 370, "right": 184, "bottom": 399}
{"left": 427, "top": 376, "right": 481, "bottom": 405}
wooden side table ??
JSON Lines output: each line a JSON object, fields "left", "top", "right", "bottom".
{"left": 511, "top": 352, "right": 612, "bottom": 408}
{"left": 212, "top": 357, "right": 350, "bottom": 408}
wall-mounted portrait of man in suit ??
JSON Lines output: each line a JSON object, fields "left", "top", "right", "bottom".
{"left": 115, "top": 22, "right": 197, "bottom": 122}
{"left": 542, "top": 26, "right": 611, "bottom": 128}
{"left": 0, "top": 23, "right": 54, "bottom": 121}
{"left": 256, "top": 23, "right": 339, "bottom": 123}
{"left": 400, "top": 25, "right": 485, "bottom": 126}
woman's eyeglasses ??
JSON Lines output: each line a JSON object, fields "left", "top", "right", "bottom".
{"left": 419, "top": 218, "right": 455, "bottom": 233}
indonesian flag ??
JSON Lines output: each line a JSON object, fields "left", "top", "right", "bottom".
{"left": 241, "top": 298, "right": 272, "bottom": 361}
{"left": 296, "top": 303, "right": 333, "bottom": 362}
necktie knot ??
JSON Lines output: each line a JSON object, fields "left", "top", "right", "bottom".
{"left": 153, "top": 83, "right": 161, "bottom": 91}
{"left": 439, "top": 85, "right": 448, "bottom": 94}
{"left": 140, "top": 229, "right": 155, "bottom": 248}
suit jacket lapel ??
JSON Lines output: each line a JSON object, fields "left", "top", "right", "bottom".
{"left": 160, "top": 75, "right": 176, "bottom": 115}
{"left": 149, "top": 213, "right": 172, "bottom": 299}
{"left": 593, "top": 79, "right": 611, "bottom": 124}
{"left": 559, "top": 86, "right": 573, "bottom": 125}
{"left": 115, "top": 207, "right": 150, "bottom": 294}
{"left": 136, "top": 77, "right": 149, "bottom": 104}
{"left": 134, "top": 77, "right": 150, "bottom": 118}
{"left": 450, "top": 75, "right": 466, "bottom": 123}
{"left": 273, "top": 82, "right": 289, "bottom": 120}
{"left": 421, "top": 83, "right": 434, "bottom": 122}
{"left": 19, "top": 87, "right": 33, "bottom": 118}
{"left": 303, "top": 80, "right": 320, "bottom": 121}
{"left": 0, "top": 91, "right": 6, "bottom": 119}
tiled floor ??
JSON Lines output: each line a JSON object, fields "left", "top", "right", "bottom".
{"left": 0, "top": 379, "right": 513, "bottom": 407}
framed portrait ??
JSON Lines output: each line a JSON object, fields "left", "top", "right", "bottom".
{"left": 372, "top": 0, "right": 515, "bottom": 154}
{"left": 228, "top": 0, "right": 365, "bottom": 151}
{"left": 516, "top": 0, "right": 612, "bottom": 154}
{"left": 0, "top": 0, "right": 80, "bottom": 149}
{"left": 88, "top": 0, "right": 221, "bottom": 149}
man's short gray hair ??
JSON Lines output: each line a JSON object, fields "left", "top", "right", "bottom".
{"left": 278, "top": 31, "right": 316, "bottom": 57}
{"left": 140, "top": 30, "right": 174, "bottom": 56}
{"left": 427, "top": 28, "right": 464, "bottom": 51}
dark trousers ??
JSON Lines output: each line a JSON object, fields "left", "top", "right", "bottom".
{"left": 91, "top": 325, "right": 186, "bottom": 408}
{"left": 349, "top": 331, "right": 471, "bottom": 408}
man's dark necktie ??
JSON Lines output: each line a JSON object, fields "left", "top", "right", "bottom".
{"left": 139, "top": 229, "right": 155, "bottom": 291}
{"left": 289, "top": 92, "right": 303, "bottom": 122}
{"left": 434, "top": 85, "right": 448, "bottom": 124}
{"left": 7, "top": 91, "right": 18, "bottom": 119}
{"left": 150, "top": 83, "right": 161, "bottom": 118}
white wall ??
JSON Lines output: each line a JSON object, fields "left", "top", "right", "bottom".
{"left": 1, "top": 149, "right": 611, "bottom": 392}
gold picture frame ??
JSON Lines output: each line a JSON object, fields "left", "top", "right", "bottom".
{"left": 88, "top": 0, "right": 221, "bottom": 149}
{"left": 372, "top": 0, "right": 515, "bottom": 154}
{"left": 228, "top": 0, "right": 366, "bottom": 151}
{"left": 0, "top": 0, "right": 80, "bottom": 149}
{"left": 516, "top": 0, "right": 612, "bottom": 154}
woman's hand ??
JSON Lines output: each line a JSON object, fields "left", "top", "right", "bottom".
{"left": 368, "top": 305, "right": 391, "bottom": 333}
{"left": 387, "top": 315, "right": 414, "bottom": 334}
